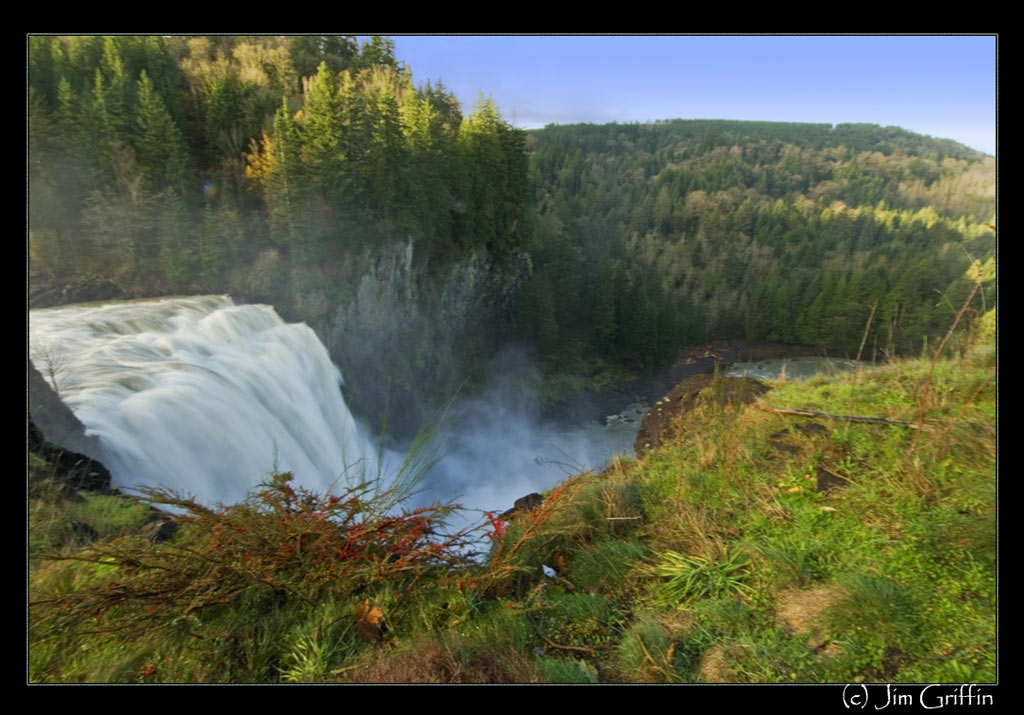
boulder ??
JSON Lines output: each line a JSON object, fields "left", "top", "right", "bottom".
{"left": 634, "top": 374, "right": 770, "bottom": 457}
{"left": 28, "top": 358, "right": 117, "bottom": 495}
{"left": 139, "top": 518, "right": 178, "bottom": 544}
{"left": 815, "top": 467, "right": 847, "bottom": 494}
{"left": 29, "top": 420, "right": 113, "bottom": 494}
{"left": 29, "top": 273, "right": 126, "bottom": 309}
{"left": 499, "top": 492, "right": 544, "bottom": 520}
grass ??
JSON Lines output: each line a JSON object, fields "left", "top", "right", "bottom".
{"left": 651, "top": 549, "right": 754, "bottom": 608}
{"left": 28, "top": 332, "right": 995, "bottom": 683}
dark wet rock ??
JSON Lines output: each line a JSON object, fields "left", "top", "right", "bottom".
{"left": 500, "top": 492, "right": 544, "bottom": 520}
{"left": 635, "top": 374, "right": 771, "bottom": 458}
{"left": 29, "top": 360, "right": 104, "bottom": 464}
{"left": 29, "top": 419, "right": 112, "bottom": 493}
{"left": 29, "top": 273, "right": 129, "bottom": 309}
{"left": 139, "top": 519, "right": 178, "bottom": 544}
{"left": 29, "top": 358, "right": 119, "bottom": 498}
{"left": 797, "top": 422, "right": 830, "bottom": 437}
{"left": 816, "top": 467, "right": 847, "bottom": 494}
{"left": 515, "top": 493, "right": 543, "bottom": 511}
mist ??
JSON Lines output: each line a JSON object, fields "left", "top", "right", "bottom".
{"left": 401, "top": 345, "right": 642, "bottom": 519}
{"left": 28, "top": 299, "right": 641, "bottom": 525}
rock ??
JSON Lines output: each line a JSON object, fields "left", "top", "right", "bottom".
{"left": 29, "top": 420, "right": 112, "bottom": 494}
{"left": 139, "top": 519, "right": 178, "bottom": 544}
{"left": 29, "top": 358, "right": 120, "bottom": 498}
{"left": 500, "top": 492, "right": 544, "bottom": 520}
{"left": 28, "top": 360, "right": 104, "bottom": 464}
{"left": 815, "top": 467, "right": 846, "bottom": 494}
{"left": 514, "top": 493, "right": 543, "bottom": 512}
{"left": 29, "top": 273, "right": 127, "bottom": 309}
{"left": 797, "top": 422, "right": 829, "bottom": 437}
{"left": 310, "top": 240, "right": 531, "bottom": 441}
{"left": 635, "top": 375, "right": 771, "bottom": 457}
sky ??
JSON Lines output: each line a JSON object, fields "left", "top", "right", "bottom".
{"left": 387, "top": 35, "right": 996, "bottom": 155}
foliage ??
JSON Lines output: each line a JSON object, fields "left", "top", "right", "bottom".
{"left": 28, "top": 35, "right": 529, "bottom": 293}
{"left": 27, "top": 38, "right": 996, "bottom": 683}
{"left": 520, "top": 119, "right": 993, "bottom": 377}
{"left": 651, "top": 549, "right": 754, "bottom": 607}
{"left": 28, "top": 342, "right": 996, "bottom": 682}
{"left": 29, "top": 472, "right": 475, "bottom": 682}
{"left": 537, "top": 657, "right": 600, "bottom": 683}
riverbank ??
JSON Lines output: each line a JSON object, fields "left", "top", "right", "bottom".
{"left": 547, "top": 339, "right": 838, "bottom": 427}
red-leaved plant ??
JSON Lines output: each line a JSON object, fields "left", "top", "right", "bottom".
{"left": 31, "top": 472, "right": 476, "bottom": 638}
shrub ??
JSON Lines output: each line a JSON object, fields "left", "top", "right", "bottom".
{"left": 29, "top": 472, "right": 475, "bottom": 680}
{"left": 651, "top": 548, "right": 754, "bottom": 608}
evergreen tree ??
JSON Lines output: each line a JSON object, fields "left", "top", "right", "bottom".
{"left": 302, "top": 62, "right": 343, "bottom": 188}
{"left": 134, "top": 70, "right": 190, "bottom": 194}
{"left": 358, "top": 36, "right": 398, "bottom": 70}
{"left": 265, "top": 98, "right": 306, "bottom": 246}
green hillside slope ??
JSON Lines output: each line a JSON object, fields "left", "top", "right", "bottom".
{"left": 29, "top": 312, "right": 995, "bottom": 683}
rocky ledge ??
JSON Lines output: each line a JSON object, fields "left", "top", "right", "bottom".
{"left": 29, "top": 273, "right": 131, "bottom": 309}
{"left": 633, "top": 374, "right": 771, "bottom": 458}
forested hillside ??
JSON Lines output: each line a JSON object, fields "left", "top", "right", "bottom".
{"left": 29, "top": 36, "right": 996, "bottom": 393}
{"left": 28, "top": 36, "right": 529, "bottom": 298}
{"left": 518, "top": 120, "right": 994, "bottom": 374}
{"left": 28, "top": 37, "right": 996, "bottom": 685}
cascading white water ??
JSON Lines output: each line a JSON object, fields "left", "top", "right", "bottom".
{"left": 29, "top": 295, "right": 375, "bottom": 505}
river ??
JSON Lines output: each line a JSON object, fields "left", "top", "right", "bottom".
{"left": 28, "top": 296, "right": 863, "bottom": 518}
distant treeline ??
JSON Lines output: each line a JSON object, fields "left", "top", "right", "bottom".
{"left": 29, "top": 35, "right": 529, "bottom": 295}
{"left": 517, "top": 120, "right": 994, "bottom": 370}
{"left": 28, "top": 37, "right": 996, "bottom": 377}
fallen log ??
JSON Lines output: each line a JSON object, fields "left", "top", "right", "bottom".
{"left": 759, "top": 406, "right": 936, "bottom": 431}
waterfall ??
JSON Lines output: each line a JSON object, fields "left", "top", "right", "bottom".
{"left": 29, "top": 295, "right": 375, "bottom": 505}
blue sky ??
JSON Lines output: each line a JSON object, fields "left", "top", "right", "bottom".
{"left": 387, "top": 35, "right": 996, "bottom": 155}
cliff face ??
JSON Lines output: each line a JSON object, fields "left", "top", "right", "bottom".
{"left": 28, "top": 360, "right": 102, "bottom": 461}
{"left": 28, "top": 359, "right": 114, "bottom": 494}
{"left": 286, "top": 240, "right": 531, "bottom": 439}
{"left": 29, "top": 238, "right": 532, "bottom": 443}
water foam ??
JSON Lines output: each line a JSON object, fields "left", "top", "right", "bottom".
{"left": 29, "top": 295, "right": 374, "bottom": 505}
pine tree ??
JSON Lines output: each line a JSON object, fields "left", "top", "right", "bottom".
{"left": 358, "top": 36, "right": 397, "bottom": 70}
{"left": 302, "top": 62, "right": 343, "bottom": 190}
{"left": 135, "top": 70, "right": 190, "bottom": 194}
{"left": 265, "top": 98, "right": 306, "bottom": 246}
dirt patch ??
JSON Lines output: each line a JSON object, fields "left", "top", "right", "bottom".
{"left": 698, "top": 643, "right": 755, "bottom": 683}
{"left": 338, "top": 636, "right": 540, "bottom": 683}
{"left": 634, "top": 375, "right": 771, "bottom": 457}
{"left": 775, "top": 586, "right": 845, "bottom": 649}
